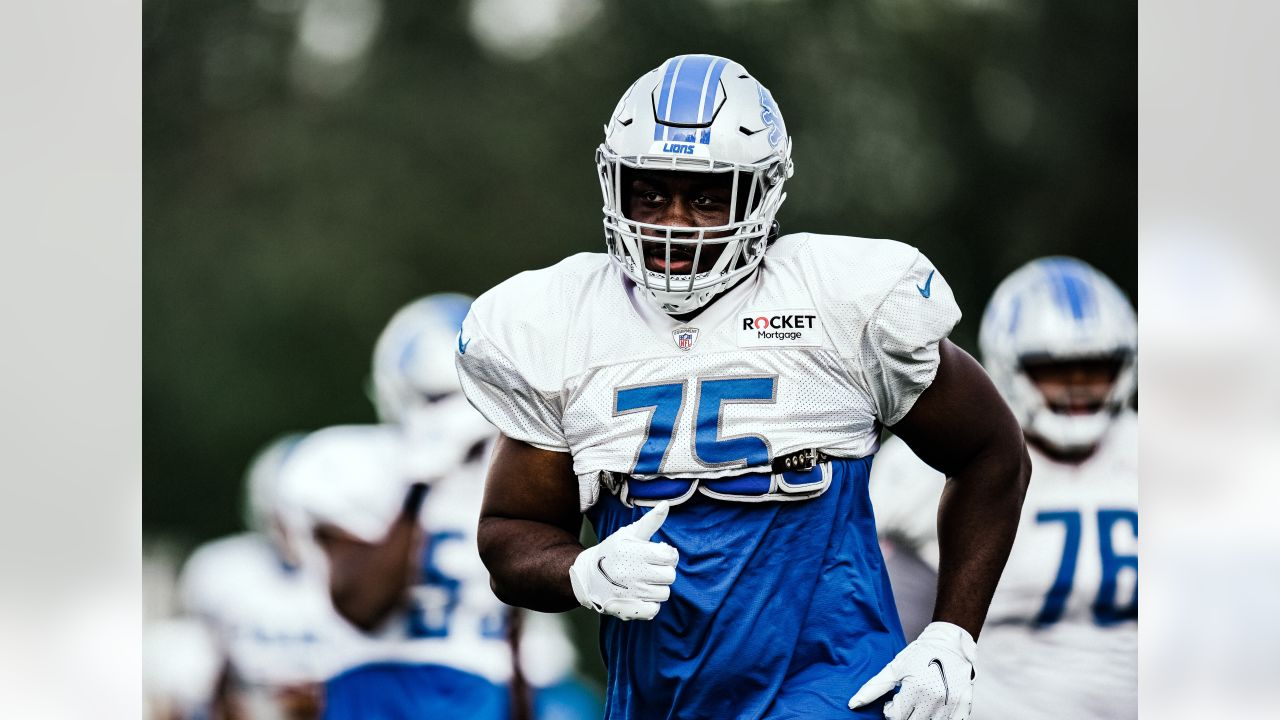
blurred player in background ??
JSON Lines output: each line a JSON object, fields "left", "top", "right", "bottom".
{"left": 275, "top": 423, "right": 460, "bottom": 717}
{"left": 457, "top": 54, "right": 1030, "bottom": 720}
{"left": 871, "top": 257, "right": 1137, "bottom": 719}
{"left": 277, "top": 294, "right": 600, "bottom": 719}
{"left": 370, "top": 293, "right": 600, "bottom": 719}
{"left": 178, "top": 434, "right": 361, "bottom": 719}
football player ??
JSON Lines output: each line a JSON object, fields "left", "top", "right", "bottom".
{"left": 275, "top": 422, "right": 494, "bottom": 718}
{"left": 276, "top": 295, "right": 600, "bottom": 720}
{"left": 870, "top": 257, "right": 1137, "bottom": 718}
{"left": 371, "top": 293, "right": 602, "bottom": 719}
{"left": 455, "top": 54, "right": 1031, "bottom": 719}
{"left": 178, "top": 434, "right": 360, "bottom": 719}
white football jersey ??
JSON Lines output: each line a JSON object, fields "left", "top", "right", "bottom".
{"left": 397, "top": 404, "right": 578, "bottom": 686}
{"left": 284, "top": 405, "right": 578, "bottom": 686}
{"left": 869, "top": 411, "right": 1138, "bottom": 719}
{"left": 457, "top": 233, "right": 961, "bottom": 509}
{"left": 178, "top": 532, "right": 363, "bottom": 687}
{"left": 378, "top": 432, "right": 524, "bottom": 684}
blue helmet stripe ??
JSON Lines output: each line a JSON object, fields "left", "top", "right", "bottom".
{"left": 397, "top": 334, "right": 421, "bottom": 373}
{"left": 655, "top": 55, "right": 719, "bottom": 143}
{"left": 430, "top": 294, "right": 473, "bottom": 331}
{"left": 653, "top": 55, "right": 730, "bottom": 143}
{"left": 1061, "top": 273, "right": 1089, "bottom": 320}
{"left": 697, "top": 57, "right": 728, "bottom": 143}
{"left": 1008, "top": 296, "right": 1022, "bottom": 334}
{"left": 698, "top": 57, "right": 727, "bottom": 124}
{"left": 1041, "top": 258, "right": 1095, "bottom": 321}
{"left": 666, "top": 54, "right": 715, "bottom": 125}
{"left": 396, "top": 294, "right": 472, "bottom": 373}
{"left": 653, "top": 58, "right": 682, "bottom": 141}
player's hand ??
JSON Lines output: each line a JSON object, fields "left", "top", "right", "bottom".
{"left": 848, "top": 622, "right": 977, "bottom": 719}
{"left": 568, "top": 500, "right": 678, "bottom": 621}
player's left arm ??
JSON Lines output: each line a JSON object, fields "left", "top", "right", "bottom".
{"left": 889, "top": 338, "right": 1031, "bottom": 638}
{"left": 850, "top": 338, "right": 1029, "bottom": 718}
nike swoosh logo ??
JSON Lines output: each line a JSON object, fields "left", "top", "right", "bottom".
{"left": 597, "top": 557, "right": 627, "bottom": 588}
{"left": 930, "top": 658, "right": 949, "bottom": 705}
{"left": 917, "top": 270, "right": 935, "bottom": 299}
{"left": 457, "top": 335, "right": 471, "bottom": 354}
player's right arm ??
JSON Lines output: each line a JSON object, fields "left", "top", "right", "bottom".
{"left": 459, "top": 269, "right": 678, "bottom": 621}
{"left": 476, "top": 435, "right": 583, "bottom": 612}
{"left": 478, "top": 435, "right": 678, "bottom": 620}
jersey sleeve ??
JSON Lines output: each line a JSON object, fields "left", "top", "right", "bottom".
{"left": 455, "top": 301, "right": 569, "bottom": 452}
{"left": 857, "top": 252, "right": 961, "bottom": 426}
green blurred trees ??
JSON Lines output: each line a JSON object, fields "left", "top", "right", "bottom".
{"left": 144, "top": 0, "right": 1134, "bottom": 544}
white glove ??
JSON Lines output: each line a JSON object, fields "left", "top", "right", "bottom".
{"left": 568, "top": 500, "right": 678, "bottom": 621}
{"left": 848, "top": 621, "right": 977, "bottom": 720}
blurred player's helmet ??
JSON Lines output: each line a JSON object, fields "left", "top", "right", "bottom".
{"left": 597, "top": 54, "right": 794, "bottom": 314}
{"left": 979, "top": 257, "right": 1137, "bottom": 453}
{"left": 371, "top": 293, "right": 474, "bottom": 423}
{"left": 243, "top": 432, "right": 305, "bottom": 554}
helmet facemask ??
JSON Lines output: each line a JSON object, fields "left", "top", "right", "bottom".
{"left": 598, "top": 148, "right": 787, "bottom": 314}
{"left": 1015, "top": 352, "right": 1134, "bottom": 453}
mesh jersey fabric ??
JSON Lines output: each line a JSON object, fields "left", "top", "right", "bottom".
{"left": 456, "top": 233, "right": 961, "bottom": 495}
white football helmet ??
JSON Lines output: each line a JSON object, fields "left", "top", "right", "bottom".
{"left": 979, "top": 257, "right": 1137, "bottom": 453}
{"left": 370, "top": 293, "right": 474, "bottom": 423}
{"left": 597, "top": 54, "right": 794, "bottom": 314}
{"left": 243, "top": 432, "right": 306, "bottom": 555}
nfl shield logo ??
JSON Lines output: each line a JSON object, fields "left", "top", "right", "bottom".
{"left": 673, "top": 326, "right": 700, "bottom": 351}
